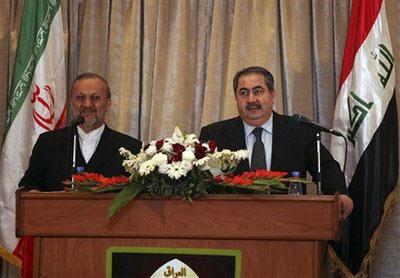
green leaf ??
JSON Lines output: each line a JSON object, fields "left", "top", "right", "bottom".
{"left": 253, "top": 178, "right": 284, "bottom": 186}
{"left": 92, "top": 184, "right": 126, "bottom": 193}
{"left": 107, "top": 183, "right": 143, "bottom": 219}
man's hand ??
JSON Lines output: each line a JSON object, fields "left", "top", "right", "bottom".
{"left": 338, "top": 194, "right": 353, "bottom": 220}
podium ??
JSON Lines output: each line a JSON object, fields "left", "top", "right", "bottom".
{"left": 16, "top": 190, "right": 340, "bottom": 277}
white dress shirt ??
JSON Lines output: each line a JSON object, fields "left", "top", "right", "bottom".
{"left": 77, "top": 124, "right": 105, "bottom": 163}
{"left": 243, "top": 114, "right": 273, "bottom": 170}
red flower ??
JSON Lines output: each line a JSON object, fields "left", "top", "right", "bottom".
{"left": 224, "top": 177, "right": 232, "bottom": 183}
{"left": 208, "top": 140, "right": 217, "bottom": 152}
{"left": 172, "top": 143, "right": 185, "bottom": 154}
{"left": 213, "top": 175, "right": 223, "bottom": 183}
{"left": 65, "top": 172, "right": 130, "bottom": 189}
{"left": 96, "top": 175, "right": 130, "bottom": 188}
{"left": 216, "top": 170, "right": 288, "bottom": 188}
{"left": 156, "top": 139, "right": 164, "bottom": 150}
{"left": 170, "top": 152, "right": 182, "bottom": 162}
{"left": 194, "top": 143, "right": 207, "bottom": 159}
{"left": 231, "top": 176, "right": 252, "bottom": 186}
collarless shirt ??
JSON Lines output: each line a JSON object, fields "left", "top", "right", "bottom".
{"left": 243, "top": 114, "right": 273, "bottom": 170}
{"left": 77, "top": 124, "right": 105, "bottom": 163}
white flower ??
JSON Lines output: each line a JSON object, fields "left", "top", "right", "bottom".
{"left": 209, "top": 167, "right": 222, "bottom": 177}
{"left": 234, "top": 149, "right": 248, "bottom": 160}
{"left": 136, "top": 152, "right": 148, "bottom": 163}
{"left": 199, "top": 163, "right": 210, "bottom": 171}
{"left": 181, "top": 160, "right": 193, "bottom": 172}
{"left": 182, "top": 150, "right": 195, "bottom": 162}
{"left": 161, "top": 139, "right": 173, "bottom": 153}
{"left": 193, "top": 156, "right": 209, "bottom": 167}
{"left": 122, "top": 159, "right": 136, "bottom": 172}
{"left": 158, "top": 163, "right": 169, "bottom": 174}
{"left": 221, "top": 149, "right": 232, "bottom": 155}
{"left": 167, "top": 161, "right": 188, "bottom": 180}
{"left": 171, "top": 127, "right": 185, "bottom": 144}
{"left": 202, "top": 143, "right": 210, "bottom": 152}
{"left": 119, "top": 147, "right": 134, "bottom": 159}
{"left": 184, "top": 133, "right": 199, "bottom": 145}
{"left": 139, "top": 160, "right": 155, "bottom": 176}
{"left": 145, "top": 145, "right": 157, "bottom": 156}
{"left": 151, "top": 152, "right": 168, "bottom": 166}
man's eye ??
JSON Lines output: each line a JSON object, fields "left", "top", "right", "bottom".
{"left": 76, "top": 96, "right": 84, "bottom": 101}
{"left": 239, "top": 90, "right": 249, "bottom": 96}
{"left": 91, "top": 95, "right": 101, "bottom": 102}
{"left": 253, "top": 88, "right": 264, "bottom": 95}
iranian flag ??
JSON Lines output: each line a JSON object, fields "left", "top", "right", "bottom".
{"left": 329, "top": 0, "right": 398, "bottom": 276}
{"left": 0, "top": 0, "right": 66, "bottom": 275}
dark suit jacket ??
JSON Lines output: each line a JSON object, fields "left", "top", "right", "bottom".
{"left": 19, "top": 125, "right": 142, "bottom": 191}
{"left": 199, "top": 113, "right": 347, "bottom": 195}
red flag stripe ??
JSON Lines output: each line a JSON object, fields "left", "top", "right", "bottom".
{"left": 338, "top": 0, "right": 383, "bottom": 89}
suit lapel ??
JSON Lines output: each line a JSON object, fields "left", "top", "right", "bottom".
{"left": 60, "top": 128, "right": 75, "bottom": 175}
{"left": 85, "top": 126, "right": 115, "bottom": 172}
{"left": 227, "top": 117, "right": 249, "bottom": 173}
{"left": 227, "top": 117, "right": 247, "bottom": 151}
{"left": 271, "top": 112, "right": 288, "bottom": 171}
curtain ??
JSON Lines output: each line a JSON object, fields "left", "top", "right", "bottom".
{"left": 1, "top": 0, "right": 399, "bottom": 276}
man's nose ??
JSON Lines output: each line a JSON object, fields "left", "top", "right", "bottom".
{"left": 82, "top": 97, "right": 94, "bottom": 106}
{"left": 246, "top": 91, "right": 256, "bottom": 102}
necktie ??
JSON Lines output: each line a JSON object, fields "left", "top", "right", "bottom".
{"left": 251, "top": 127, "right": 266, "bottom": 170}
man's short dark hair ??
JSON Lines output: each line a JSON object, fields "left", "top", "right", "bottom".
{"left": 71, "top": 72, "right": 111, "bottom": 98}
{"left": 233, "top": 66, "right": 275, "bottom": 94}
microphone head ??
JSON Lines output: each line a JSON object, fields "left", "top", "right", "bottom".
{"left": 292, "top": 114, "right": 302, "bottom": 122}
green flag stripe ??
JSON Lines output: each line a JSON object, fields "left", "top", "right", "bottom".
{"left": 5, "top": 0, "right": 60, "bottom": 137}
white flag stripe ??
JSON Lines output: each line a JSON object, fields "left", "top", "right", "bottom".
{"left": 331, "top": 1, "right": 394, "bottom": 185}
{"left": 0, "top": 7, "right": 66, "bottom": 253}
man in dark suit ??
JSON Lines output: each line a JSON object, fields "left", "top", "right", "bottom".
{"left": 19, "top": 73, "right": 142, "bottom": 191}
{"left": 199, "top": 66, "right": 353, "bottom": 219}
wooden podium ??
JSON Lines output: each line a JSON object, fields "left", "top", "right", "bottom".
{"left": 16, "top": 190, "right": 340, "bottom": 277}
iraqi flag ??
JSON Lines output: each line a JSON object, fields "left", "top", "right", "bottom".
{"left": 0, "top": 1, "right": 66, "bottom": 276}
{"left": 329, "top": 0, "right": 398, "bottom": 276}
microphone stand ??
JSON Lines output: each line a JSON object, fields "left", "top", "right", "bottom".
{"left": 71, "top": 126, "right": 78, "bottom": 190}
{"left": 68, "top": 115, "right": 84, "bottom": 190}
{"left": 316, "top": 132, "right": 322, "bottom": 195}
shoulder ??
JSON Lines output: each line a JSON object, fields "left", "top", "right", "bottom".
{"left": 106, "top": 127, "right": 142, "bottom": 153}
{"left": 273, "top": 112, "right": 315, "bottom": 136}
{"left": 199, "top": 116, "right": 242, "bottom": 141}
{"left": 201, "top": 116, "right": 243, "bottom": 131}
{"left": 273, "top": 112, "right": 296, "bottom": 126}
{"left": 37, "top": 127, "right": 69, "bottom": 141}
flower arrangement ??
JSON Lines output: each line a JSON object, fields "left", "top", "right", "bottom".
{"left": 66, "top": 127, "right": 307, "bottom": 218}
{"left": 120, "top": 127, "right": 247, "bottom": 181}
{"left": 108, "top": 127, "right": 247, "bottom": 217}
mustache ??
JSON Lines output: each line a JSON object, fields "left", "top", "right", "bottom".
{"left": 79, "top": 108, "right": 97, "bottom": 114}
{"left": 245, "top": 103, "right": 261, "bottom": 109}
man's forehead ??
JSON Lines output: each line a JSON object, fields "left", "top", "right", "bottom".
{"left": 73, "top": 90, "right": 103, "bottom": 95}
{"left": 72, "top": 78, "right": 107, "bottom": 93}
{"left": 237, "top": 74, "right": 266, "bottom": 88}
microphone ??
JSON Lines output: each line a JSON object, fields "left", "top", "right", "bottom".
{"left": 292, "top": 114, "right": 343, "bottom": 136}
{"left": 70, "top": 115, "right": 85, "bottom": 127}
